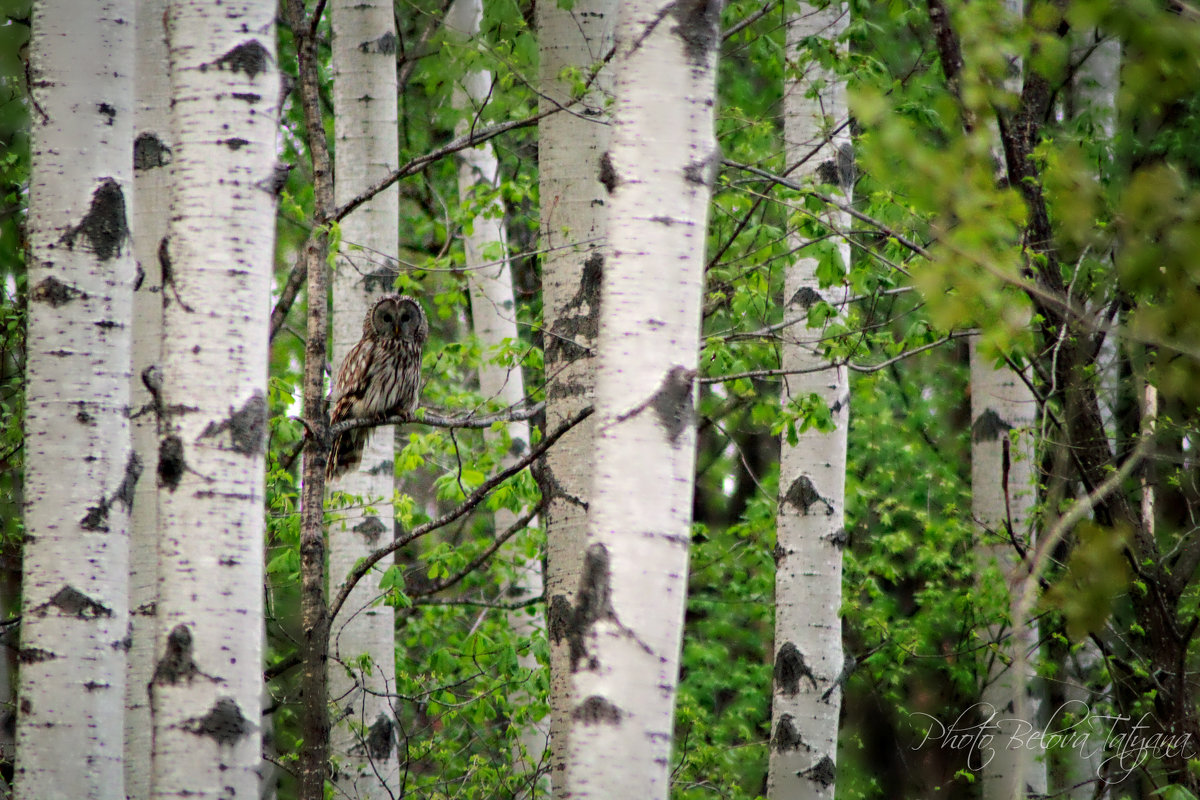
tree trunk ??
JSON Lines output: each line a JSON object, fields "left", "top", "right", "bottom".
{"left": 536, "top": 0, "right": 615, "bottom": 793}
{"left": 564, "top": 0, "right": 720, "bottom": 796}
{"left": 127, "top": 1, "right": 171, "bottom": 796}
{"left": 971, "top": 340, "right": 1046, "bottom": 800}
{"left": 284, "top": 0, "right": 337, "bottom": 796}
{"left": 328, "top": 0, "right": 400, "bottom": 795}
{"left": 447, "top": 0, "right": 548, "bottom": 776}
{"left": 767, "top": 4, "right": 849, "bottom": 799}
{"left": 150, "top": 2, "right": 278, "bottom": 797}
{"left": 16, "top": 1, "right": 136, "bottom": 796}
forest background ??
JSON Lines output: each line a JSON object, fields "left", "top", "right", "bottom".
{"left": 1, "top": 0, "right": 1199, "bottom": 799}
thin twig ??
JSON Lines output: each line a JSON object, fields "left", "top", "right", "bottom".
{"left": 328, "top": 406, "right": 593, "bottom": 623}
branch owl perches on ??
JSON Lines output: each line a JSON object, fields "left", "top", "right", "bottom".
{"left": 327, "top": 294, "right": 428, "bottom": 480}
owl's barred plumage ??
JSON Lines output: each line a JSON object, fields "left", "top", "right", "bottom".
{"left": 327, "top": 294, "right": 428, "bottom": 480}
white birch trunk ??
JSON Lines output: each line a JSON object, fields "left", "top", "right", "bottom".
{"left": 767, "top": 6, "right": 849, "bottom": 798}
{"left": 446, "top": 0, "right": 547, "bottom": 775}
{"left": 150, "top": 3, "right": 278, "bottom": 797}
{"left": 16, "top": 0, "right": 136, "bottom": 796}
{"left": 971, "top": 340, "right": 1046, "bottom": 800}
{"left": 977, "top": 3, "right": 1046, "bottom": 797}
{"left": 327, "top": 0, "right": 400, "bottom": 795}
{"left": 536, "top": 0, "right": 615, "bottom": 793}
{"left": 564, "top": 1, "right": 720, "bottom": 796}
{"left": 127, "top": 1, "right": 172, "bottom": 795}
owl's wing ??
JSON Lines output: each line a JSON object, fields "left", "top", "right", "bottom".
{"left": 329, "top": 338, "right": 375, "bottom": 425}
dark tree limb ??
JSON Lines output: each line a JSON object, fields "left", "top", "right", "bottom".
{"left": 328, "top": 406, "right": 593, "bottom": 624}
{"left": 283, "top": 0, "right": 336, "bottom": 797}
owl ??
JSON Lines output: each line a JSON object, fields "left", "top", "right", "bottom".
{"left": 326, "top": 294, "right": 428, "bottom": 480}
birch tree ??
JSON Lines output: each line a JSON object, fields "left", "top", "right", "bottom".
{"left": 127, "top": 0, "right": 171, "bottom": 795}
{"left": 327, "top": 0, "right": 400, "bottom": 794}
{"left": 767, "top": 4, "right": 850, "bottom": 798}
{"left": 563, "top": 0, "right": 720, "bottom": 796}
{"left": 16, "top": 0, "right": 136, "bottom": 795}
{"left": 150, "top": 2, "right": 278, "bottom": 797}
{"left": 446, "top": 0, "right": 547, "bottom": 774}
{"left": 970, "top": 4, "right": 1047, "bottom": 797}
{"left": 536, "top": 0, "right": 615, "bottom": 791}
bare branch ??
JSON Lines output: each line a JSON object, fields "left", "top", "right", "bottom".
{"left": 332, "top": 111, "right": 554, "bottom": 224}
{"left": 722, "top": 158, "right": 933, "bottom": 260}
{"left": 328, "top": 401, "right": 545, "bottom": 439}
{"left": 328, "top": 406, "right": 593, "bottom": 624}
{"left": 408, "top": 498, "right": 547, "bottom": 598}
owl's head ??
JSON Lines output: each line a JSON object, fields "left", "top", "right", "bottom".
{"left": 368, "top": 294, "right": 428, "bottom": 345}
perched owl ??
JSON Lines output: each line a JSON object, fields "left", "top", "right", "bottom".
{"left": 327, "top": 294, "right": 428, "bottom": 480}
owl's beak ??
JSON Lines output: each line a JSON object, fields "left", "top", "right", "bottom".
{"left": 395, "top": 322, "right": 403, "bottom": 338}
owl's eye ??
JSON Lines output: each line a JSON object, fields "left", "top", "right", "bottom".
{"left": 400, "top": 311, "right": 411, "bottom": 323}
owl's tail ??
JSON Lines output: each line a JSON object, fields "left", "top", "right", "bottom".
{"left": 326, "top": 428, "right": 367, "bottom": 481}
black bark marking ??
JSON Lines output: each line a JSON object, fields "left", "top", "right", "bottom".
{"left": 802, "top": 756, "right": 837, "bottom": 788}
{"left": 259, "top": 161, "right": 293, "bottom": 196}
{"left": 826, "top": 526, "right": 848, "bottom": 549}
{"left": 558, "top": 545, "right": 618, "bottom": 672}
{"left": 366, "top": 459, "right": 394, "bottom": 477}
{"left": 152, "top": 624, "right": 200, "bottom": 685}
{"left": 788, "top": 286, "right": 822, "bottom": 309}
{"left": 836, "top": 142, "right": 857, "bottom": 191}
{"left": 366, "top": 713, "right": 395, "bottom": 760}
{"left": 29, "top": 276, "right": 85, "bottom": 307}
{"left": 650, "top": 366, "right": 695, "bottom": 446}
{"left": 972, "top": 408, "right": 1012, "bottom": 443}
{"left": 669, "top": 0, "right": 722, "bottom": 66}
{"left": 360, "top": 31, "right": 397, "bottom": 54}
{"left": 62, "top": 179, "right": 127, "bottom": 261}
{"left": 231, "top": 92, "right": 261, "bottom": 104}
{"left": 775, "top": 642, "right": 819, "bottom": 695}
{"left": 83, "top": 680, "right": 109, "bottom": 692}
{"left": 219, "top": 137, "right": 250, "bottom": 151}
{"left": 211, "top": 40, "right": 271, "bottom": 79}
{"left": 158, "top": 236, "right": 194, "bottom": 312}
{"left": 199, "top": 392, "right": 266, "bottom": 455}
{"left": 363, "top": 266, "right": 396, "bottom": 294}
{"left": 773, "top": 543, "right": 787, "bottom": 564}
{"left": 18, "top": 648, "right": 55, "bottom": 664}
{"left": 545, "top": 251, "right": 603, "bottom": 365}
{"left": 112, "top": 453, "right": 143, "bottom": 512}
{"left": 97, "top": 102, "right": 115, "bottom": 124}
{"left": 133, "top": 265, "right": 145, "bottom": 291}
{"left": 39, "top": 586, "right": 112, "bottom": 619}
{"left": 572, "top": 695, "right": 623, "bottom": 725}
{"left": 816, "top": 159, "right": 840, "bottom": 186}
{"left": 81, "top": 504, "right": 109, "bottom": 532}
{"left": 783, "top": 475, "right": 834, "bottom": 516}
{"left": 598, "top": 151, "right": 618, "bottom": 193}
{"left": 548, "top": 594, "right": 574, "bottom": 647}
{"left": 183, "top": 697, "right": 253, "bottom": 745}
{"left": 158, "top": 435, "right": 185, "bottom": 491}
{"left": 133, "top": 132, "right": 172, "bottom": 170}
{"left": 771, "top": 713, "right": 809, "bottom": 752}
{"left": 353, "top": 516, "right": 386, "bottom": 542}
{"left": 683, "top": 148, "right": 721, "bottom": 186}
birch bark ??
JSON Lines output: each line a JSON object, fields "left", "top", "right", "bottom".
{"left": 563, "top": 1, "right": 720, "bottom": 796}
{"left": 975, "top": 4, "right": 1047, "bottom": 798}
{"left": 328, "top": 0, "right": 400, "bottom": 795}
{"left": 150, "top": 2, "right": 278, "bottom": 797}
{"left": 447, "top": 0, "right": 547, "bottom": 774}
{"left": 127, "top": 0, "right": 172, "bottom": 795}
{"left": 16, "top": 0, "right": 136, "bottom": 796}
{"left": 536, "top": 0, "right": 614, "bottom": 792}
{"left": 767, "top": 5, "right": 849, "bottom": 798}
